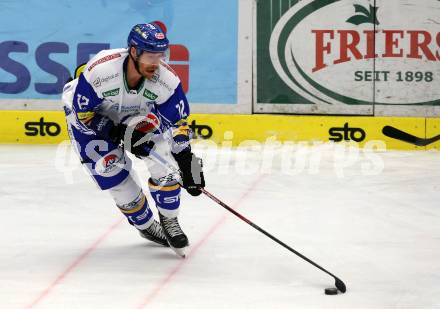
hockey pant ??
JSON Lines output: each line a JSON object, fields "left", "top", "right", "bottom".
{"left": 67, "top": 124, "right": 182, "bottom": 229}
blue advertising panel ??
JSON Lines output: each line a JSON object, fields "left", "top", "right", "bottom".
{"left": 0, "top": 0, "right": 238, "bottom": 104}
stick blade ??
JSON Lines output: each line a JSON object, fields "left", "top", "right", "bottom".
{"left": 335, "top": 278, "right": 347, "bottom": 293}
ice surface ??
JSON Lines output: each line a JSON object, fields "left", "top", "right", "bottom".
{"left": 1, "top": 143, "right": 439, "bottom": 309}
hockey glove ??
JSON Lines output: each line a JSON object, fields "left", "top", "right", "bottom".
{"left": 88, "top": 113, "right": 158, "bottom": 157}
{"left": 173, "top": 151, "right": 205, "bottom": 196}
{"left": 171, "top": 121, "right": 191, "bottom": 154}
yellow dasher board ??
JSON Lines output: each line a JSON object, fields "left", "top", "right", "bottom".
{"left": 1, "top": 110, "right": 438, "bottom": 150}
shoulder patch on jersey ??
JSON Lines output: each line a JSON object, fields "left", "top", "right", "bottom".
{"left": 102, "top": 88, "right": 120, "bottom": 97}
{"left": 88, "top": 53, "right": 122, "bottom": 72}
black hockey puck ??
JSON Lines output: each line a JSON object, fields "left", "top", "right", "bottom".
{"left": 324, "top": 288, "right": 338, "bottom": 295}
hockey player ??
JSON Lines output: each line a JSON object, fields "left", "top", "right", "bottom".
{"left": 62, "top": 22, "right": 205, "bottom": 257}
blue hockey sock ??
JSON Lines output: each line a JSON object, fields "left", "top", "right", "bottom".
{"left": 148, "top": 179, "right": 181, "bottom": 218}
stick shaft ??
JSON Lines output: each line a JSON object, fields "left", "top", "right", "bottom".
{"left": 201, "top": 188, "right": 343, "bottom": 282}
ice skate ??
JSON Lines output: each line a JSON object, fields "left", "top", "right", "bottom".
{"left": 159, "top": 213, "right": 189, "bottom": 257}
{"left": 138, "top": 220, "right": 169, "bottom": 247}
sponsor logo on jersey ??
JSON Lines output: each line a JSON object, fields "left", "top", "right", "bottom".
{"left": 157, "top": 78, "right": 173, "bottom": 92}
{"left": 88, "top": 53, "right": 121, "bottom": 72}
{"left": 93, "top": 73, "right": 120, "bottom": 88}
{"left": 93, "top": 78, "right": 101, "bottom": 88}
{"left": 101, "top": 73, "right": 119, "bottom": 83}
{"left": 24, "top": 117, "right": 61, "bottom": 137}
{"left": 102, "top": 88, "right": 120, "bottom": 97}
{"left": 95, "top": 116, "right": 109, "bottom": 132}
{"left": 151, "top": 73, "right": 159, "bottom": 83}
{"left": 143, "top": 89, "right": 158, "bottom": 100}
{"left": 109, "top": 103, "right": 119, "bottom": 111}
{"left": 120, "top": 105, "right": 140, "bottom": 113}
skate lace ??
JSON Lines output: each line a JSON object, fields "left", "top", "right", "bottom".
{"left": 147, "top": 221, "right": 165, "bottom": 239}
{"left": 162, "top": 217, "right": 183, "bottom": 237}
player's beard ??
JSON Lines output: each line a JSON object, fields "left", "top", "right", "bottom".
{"left": 130, "top": 53, "right": 143, "bottom": 76}
{"left": 131, "top": 54, "right": 157, "bottom": 80}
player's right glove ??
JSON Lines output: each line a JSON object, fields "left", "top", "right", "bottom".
{"left": 172, "top": 150, "right": 205, "bottom": 196}
{"left": 87, "top": 113, "right": 159, "bottom": 157}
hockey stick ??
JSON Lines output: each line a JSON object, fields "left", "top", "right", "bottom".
{"left": 147, "top": 148, "right": 347, "bottom": 293}
{"left": 200, "top": 188, "right": 347, "bottom": 293}
{"left": 382, "top": 125, "right": 440, "bottom": 146}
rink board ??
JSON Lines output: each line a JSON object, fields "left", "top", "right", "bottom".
{"left": 0, "top": 110, "right": 437, "bottom": 150}
{"left": 426, "top": 118, "right": 440, "bottom": 151}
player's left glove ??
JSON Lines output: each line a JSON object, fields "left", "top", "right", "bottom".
{"left": 120, "top": 114, "right": 159, "bottom": 157}
{"left": 172, "top": 150, "right": 205, "bottom": 196}
{"left": 89, "top": 113, "right": 159, "bottom": 157}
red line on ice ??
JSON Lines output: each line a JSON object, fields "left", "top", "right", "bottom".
{"left": 136, "top": 175, "right": 264, "bottom": 309}
{"left": 25, "top": 218, "right": 124, "bottom": 309}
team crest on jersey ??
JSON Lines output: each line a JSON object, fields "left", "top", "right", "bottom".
{"left": 95, "top": 150, "right": 125, "bottom": 176}
{"left": 104, "top": 154, "right": 118, "bottom": 168}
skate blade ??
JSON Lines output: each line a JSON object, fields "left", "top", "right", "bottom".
{"left": 170, "top": 246, "right": 188, "bottom": 258}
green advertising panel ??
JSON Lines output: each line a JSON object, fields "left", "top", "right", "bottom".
{"left": 255, "top": 0, "right": 440, "bottom": 116}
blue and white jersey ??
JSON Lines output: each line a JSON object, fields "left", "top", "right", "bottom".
{"left": 62, "top": 48, "right": 189, "bottom": 136}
